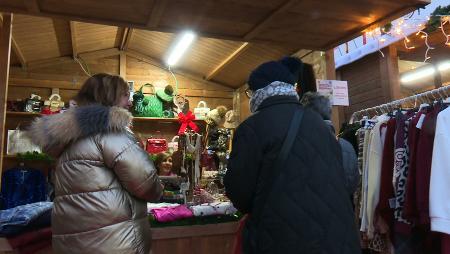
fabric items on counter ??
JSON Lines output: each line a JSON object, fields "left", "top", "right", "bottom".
{"left": 151, "top": 205, "right": 193, "bottom": 222}
{"left": 190, "top": 202, "right": 238, "bottom": 217}
{"left": 147, "top": 203, "right": 180, "bottom": 214}
{"left": 430, "top": 106, "right": 450, "bottom": 234}
{"left": 0, "top": 202, "right": 52, "bottom": 237}
{"left": 7, "top": 227, "right": 51, "bottom": 254}
{"left": 1, "top": 168, "right": 47, "bottom": 210}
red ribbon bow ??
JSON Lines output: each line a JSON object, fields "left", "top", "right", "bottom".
{"left": 178, "top": 111, "right": 199, "bottom": 135}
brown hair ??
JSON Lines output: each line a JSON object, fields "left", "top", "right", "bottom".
{"left": 75, "top": 73, "right": 129, "bottom": 106}
{"left": 155, "top": 152, "right": 172, "bottom": 174}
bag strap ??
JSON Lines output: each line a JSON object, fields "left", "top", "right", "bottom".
{"left": 49, "top": 94, "right": 61, "bottom": 101}
{"left": 197, "top": 101, "right": 207, "bottom": 108}
{"left": 251, "top": 108, "right": 304, "bottom": 222}
{"left": 139, "top": 83, "right": 155, "bottom": 94}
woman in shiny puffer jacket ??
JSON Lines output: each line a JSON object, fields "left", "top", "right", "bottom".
{"left": 28, "top": 73, "right": 163, "bottom": 254}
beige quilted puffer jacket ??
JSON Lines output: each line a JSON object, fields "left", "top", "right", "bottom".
{"left": 28, "top": 105, "right": 162, "bottom": 254}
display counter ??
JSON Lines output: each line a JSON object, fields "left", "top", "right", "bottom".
{"left": 0, "top": 221, "right": 239, "bottom": 254}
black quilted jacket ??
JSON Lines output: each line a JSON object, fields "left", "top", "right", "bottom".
{"left": 224, "top": 96, "right": 361, "bottom": 254}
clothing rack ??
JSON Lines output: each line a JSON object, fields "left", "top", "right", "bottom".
{"left": 350, "top": 85, "right": 450, "bottom": 123}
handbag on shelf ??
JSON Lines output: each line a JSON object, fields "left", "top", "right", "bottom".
{"left": 7, "top": 126, "right": 41, "bottom": 155}
{"left": 132, "top": 83, "right": 164, "bottom": 117}
{"left": 146, "top": 136, "right": 168, "bottom": 154}
{"left": 194, "top": 101, "right": 210, "bottom": 120}
{"left": 24, "top": 94, "right": 43, "bottom": 113}
{"left": 42, "top": 94, "right": 64, "bottom": 115}
{"left": 168, "top": 136, "right": 179, "bottom": 153}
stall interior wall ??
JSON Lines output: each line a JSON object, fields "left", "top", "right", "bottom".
{"left": 337, "top": 48, "right": 406, "bottom": 122}
{"left": 8, "top": 55, "right": 234, "bottom": 110}
{"left": 4, "top": 55, "right": 234, "bottom": 171}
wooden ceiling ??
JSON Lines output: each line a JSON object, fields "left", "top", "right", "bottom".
{"left": 7, "top": 14, "right": 297, "bottom": 88}
{"left": 0, "top": 0, "right": 429, "bottom": 50}
{"left": 1, "top": 0, "right": 430, "bottom": 88}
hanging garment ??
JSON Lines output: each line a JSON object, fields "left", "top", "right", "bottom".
{"left": 360, "top": 129, "right": 373, "bottom": 232}
{"left": 1, "top": 168, "right": 47, "bottom": 210}
{"left": 376, "top": 118, "right": 397, "bottom": 241}
{"left": 403, "top": 111, "right": 424, "bottom": 223}
{"left": 392, "top": 112, "right": 413, "bottom": 229}
{"left": 367, "top": 115, "right": 390, "bottom": 238}
{"left": 430, "top": 106, "right": 450, "bottom": 234}
{"left": 416, "top": 105, "right": 440, "bottom": 226}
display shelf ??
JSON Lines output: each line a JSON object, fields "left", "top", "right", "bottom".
{"left": 5, "top": 112, "right": 206, "bottom": 124}
{"left": 6, "top": 111, "right": 42, "bottom": 116}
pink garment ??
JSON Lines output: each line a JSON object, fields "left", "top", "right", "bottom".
{"left": 151, "top": 205, "right": 193, "bottom": 222}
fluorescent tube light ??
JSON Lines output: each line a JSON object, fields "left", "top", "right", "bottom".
{"left": 166, "top": 31, "right": 196, "bottom": 66}
{"left": 438, "top": 61, "right": 450, "bottom": 71}
{"left": 400, "top": 67, "right": 435, "bottom": 83}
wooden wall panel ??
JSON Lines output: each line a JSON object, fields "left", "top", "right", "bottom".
{"left": 6, "top": 55, "right": 233, "bottom": 112}
{"left": 75, "top": 23, "right": 122, "bottom": 53}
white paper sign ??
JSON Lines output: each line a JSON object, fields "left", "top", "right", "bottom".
{"left": 316, "top": 80, "right": 349, "bottom": 106}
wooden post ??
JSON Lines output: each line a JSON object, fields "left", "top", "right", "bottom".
{"left": 325, "top": 49, "right": 343, "bottom": 132}
{"left": 120, "top": 52, "right": 126, "bottom": 79}
{"left": 379, "top": 45, "right": 401, "bottom": 101}
{"left": 0, "top": 14, "right": 12, "bottom": 186}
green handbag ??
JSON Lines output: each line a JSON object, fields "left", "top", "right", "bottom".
{"left": 132, "top": 83, "right": 164, "bottom": 117}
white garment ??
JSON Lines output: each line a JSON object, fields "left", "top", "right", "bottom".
{"left": 366, "top": 115, "right": 390, "bottom": 238}
{"left": 360, "top": 129, "right": 372, "bottom": 232}
{"left": 430, "top": 107, "right": 450, "bottom": 234}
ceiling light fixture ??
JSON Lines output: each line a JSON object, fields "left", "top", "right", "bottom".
{"left": 438, "top": 61, "right": 450, "bottom": 72}
{"left": 400, "top": 67, "right": 435, "bottom": 83}
{"left": 400, "top": 60, "right": 450, "bottom": 84}
{"left": 166, "top": 31, "right": 196, "bottom": 67}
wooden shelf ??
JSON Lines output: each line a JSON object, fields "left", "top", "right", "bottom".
{"left": 6, "top": 111, "right": 42, "bottom": 116}
{"left": 5, "top": 111, "right": 206, "bottom": 124}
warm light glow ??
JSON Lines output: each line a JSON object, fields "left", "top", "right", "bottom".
{"left": 438, "top": 61, "right": 450, "bottom": 71}
{"left": 401, "top": 67, "right": 435, "bottom": 83}
{"left": 166, "top": 31, "right": 196, "bottom": 66}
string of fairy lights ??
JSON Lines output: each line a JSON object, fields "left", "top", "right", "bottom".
{"left": 340, "top": 14, "right": 450, "bottom": 63}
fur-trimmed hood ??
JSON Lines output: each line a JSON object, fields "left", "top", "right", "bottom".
{"left": 28, "top": 105, "right": 132, "bottom": 156}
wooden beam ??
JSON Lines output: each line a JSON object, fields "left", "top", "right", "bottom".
{"left": 243, "top": 0, "right": 297, "bottom": 40}
{"left": 126, "top": 49, "right": 233, "bottom": 90}
{"left": 325, "top": 49, "right": 344, "bottom": 131}
{"left": 379, "top": 45, "right": 401, "bottom": 100}
{"left": 205, "top": 42, "right": 249, "bottom": 81}
{"left": 11, "top": 37, "right": 26, "bottom": 68}
{"left": 23, "top": 0, "right": 40, "bottom": 13}
{"left": 120, "top": 27, "right": 133, "bottom": 51}
{"left": 146, "top": 0, "right": 168, "bottom": 28}
{"left": 78, "top": 48, "right": 120, "bottom": 60}
{"left": 0, "top": 14, "right": 12, "bottom": 185}
{"left": 27, "top": 56, "right": 74, "bottom": 70}
{"left": 69, "top": 21, "right": 78, "bottom": 59}
{"left": 120, "top": 52, "right": 126, "bottom": 79}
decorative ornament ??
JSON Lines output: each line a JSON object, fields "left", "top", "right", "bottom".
{"left": 416, "top": 30, "right": 434, "bottom": 62}
{"left": 178, "top": 111, "right": 199, "bottom": 135}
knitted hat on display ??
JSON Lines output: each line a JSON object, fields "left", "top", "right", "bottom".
{"left": 247, "top": 61, "right": 296, "bottom": 91}
{"left": 156, "top": 85, "right": 175, "bottom": 102}
{"left": 224, "top": 110, "right": 239, "bottom": 129}
{"left": 206, "top": 106, "right": 228, "bottom": 126}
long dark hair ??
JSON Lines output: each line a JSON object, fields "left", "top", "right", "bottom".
{"left": 279, "top": 57, "right": 317, "bottom": 99}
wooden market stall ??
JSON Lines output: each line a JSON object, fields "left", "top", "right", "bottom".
{"left": 0, "top": 0, "right": 430, "bottom": 253}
